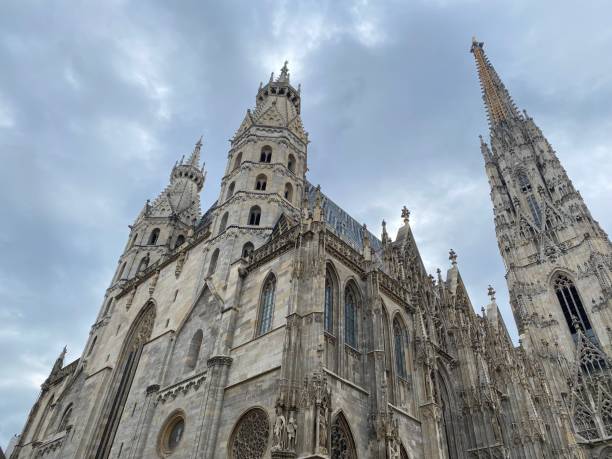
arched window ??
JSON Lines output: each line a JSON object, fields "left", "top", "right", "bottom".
{"left": 517, "top": 171, "right": 532, "bottom": 193}
{"left": 324, "top": 271, "right": 334, "bottom": 334}
{"left": 185, "top": 329, "right": 203, "bottom": 371}
{"left": 526, "top": 195, "right": 542, "bottom": 227}
{"left": 87, "top": 336, "right": 98, "bottom": 357}
{"left": 148, "top": 228, "right": 160, "bottom": 245}
{"left": 129, "top": 233, "right": 138, "bottom": 248}
{"left": 219, "top": 212, "right": 229, "bottom": 234}
{"left": 554, "top": 274, "right": 593, "bottom": 339}
{"left": 58, "top": 404, "right": 73, "bottom": 432}
{"left": 226, "top": 182, "right": 235, "bottom": 200}
{"left": 229, "top": 408, "right": 270, "bottom": 459}
{"left": 260, "top": 146, "right": 272, "bottom": 163}
{"left": 208, "top": 249, "right": 220, "bottom": 276}
{"left": 248, "top": 206, "right": 261, "bottom": 226}
{"left": 255, "top": 174, "right": 267, "bottom": 191}
{"left": 174, "top": 235, "right": 185, "bottom": 249}
{"left": 257, "top": 275, "right": 276, "bottom": 336}
{"left": 393, "top": 318, "right": 408, "bottom": 379}
{"left": 242, "top": 242, "right": 254, "bottom": 260}
{"left": 233, "top": 152, "right": 242, "bottom": 171}
{"left": 344, "top": 284, "right": 359, "bottom": 349}
{"left": 287, "top": 154, "right": 296, "bottom": 173}
{"left": 33, "top": 395, "right": 54, "bottom": 440}
{"left": 331, "top": 413, "right": 357, "bottom": 459}
{"left": 284, "top": 183, "right": 293, "bottom": 202}
{"left": 116, "top": 262, "right": 126, "bottom": 281}
{"left": 137, "top": 255, "right": 149, "bottom": 273}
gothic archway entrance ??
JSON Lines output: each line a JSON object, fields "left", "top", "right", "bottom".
{"left": 93, "top": 302, "right": 156, "bottom": 459}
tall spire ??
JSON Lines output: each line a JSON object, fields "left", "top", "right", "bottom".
{"left": 187, "top": 136, "right": 203, "bottom": 167}
{"left": 470, "top": 37, "right": 521, "bottom": 126}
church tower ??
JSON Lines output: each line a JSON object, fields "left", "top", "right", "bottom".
{"left": 205, "top": 61, "right": 307, "bottom": 283}
{"left": 472, "top": 38, "right": 612, "bottom": 447}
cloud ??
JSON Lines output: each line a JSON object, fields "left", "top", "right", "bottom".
{"left": 1, "top": 0, "right": 612, "bottom": 450}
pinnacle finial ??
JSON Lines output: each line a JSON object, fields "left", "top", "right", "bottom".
{"left": 401, "top": 206, "right": 410, "bottom": 224}
{"left": 449, "top": 249, "right": 458, "bottom": 265}
{"left": 278, "top": 60, "right": 290, "bottom": 83}
{"left": 487, "top": 285, "right": 496, "bottom": 301}
{"left": 187, "top": 136, "right": 203, "bottom": 166}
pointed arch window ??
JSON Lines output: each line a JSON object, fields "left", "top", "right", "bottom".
{"left": 260, "top": 146, "right": 272, "bottom": 163}
{"left": 185, "top": 329, "right": 203, "bottom": 371}
{"left": 208, "top": 248, "right": 220, "bottom": 276}
{"left": 233, "top": 152, "right": 242, "bottom": 171}
{"left": 95, "top": 303, "right": 156, "bottom": 458}
{"left": 226, "top": 182, "right": 235, "bottom": 200}
{"left": 129, "top": 233, "right": 138, "bottom": 248}
{"left": 257, "top": 275, "right": 276, "bottom": 336}
{"left": 148, "top": 228, "right": 160, "bottom": 245}
{"left": 241, "top": 242, "right": 254, "bottom": 260}
{"left": 344, "top": 285, "right": 358, "bottom": 349}
{"left": 116, "top": 262, "right": 127, "bottom": 281}
{"left": 137, "top": 256, "right": 149, "bottom": 273}
{"left": 517, "top": 171, "right": 532, "bottom": 193}
{"left": 87, "top": 336, "right": 98, "bottom": 357}
{"left": 58, "top": 404, "right": 73, "bottom": 432}
{"left": 248, "top": 206, "right": 261, "bottom": 226}
{"left": 331, "top": 413, "right": 357, "bottom": 459}
{"left": 219, "top": 212, "right": 229, "bottom": 234}
{"left": 526, "top": 195, "right": 542, "bottom": 227}
{"left": 393, "top": 318, "right": 408, "bottom": 379}
{"left": 284, "top": 183, "right": 293, "bottom": 202}
{"left": 255, "top": 174, "right": 267, "bottom": 191}
{"left": 324, "top": 271, "right": 334, "bottom": 334}
{"left": 553, "top": 274, "right": 593, "bottom": 340}
{"left": 175, "top": 235, "right": 185, "bottom": 249}
{"left": 288, "top": 154, "right": 296, "bottom": 173}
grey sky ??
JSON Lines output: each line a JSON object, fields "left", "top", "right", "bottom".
{"left": 1, "top": 0, "right": 612, "bottom": 449}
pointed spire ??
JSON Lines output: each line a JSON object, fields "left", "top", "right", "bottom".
{"left": 470, "top": 37, "right": 520, "bottom": 126}
{"left": 479, "top": 135, "right": 493, "bottom": 162}
{"left": 187, "top": 136, "right": 203, "bottom": 167}
{"left": 381, "top": 219, "right": 390, "bottom": 244}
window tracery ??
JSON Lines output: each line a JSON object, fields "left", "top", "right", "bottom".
{"left": 257, "top": 275, "right": 276, "bottom": 336}
{"left": 553, "top": 274, "right": 593, "bottom": 340}
{"left": 229, "top": 408, "right": 270, "bottom": 459}
{"left": 393, "top": 318, "right": 407, "bottom": 379}
{"left": 331, "top": 414, "right": 357, "bottom": 459}
{"left": 344, "top": 285, "right": 358, "bottom": 349}
{"left": 324, "top": 271, "right": 334, "bottom": 334}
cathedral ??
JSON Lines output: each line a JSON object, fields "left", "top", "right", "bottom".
{"left": 8, "top": 39, "right": 612, "bottom": 459}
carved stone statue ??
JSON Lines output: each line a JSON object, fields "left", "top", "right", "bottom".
{"left": 272, "top": 404, "right": 287, "bottom": 450}
{"left": 318, "top": 403, "right": 328, "bottom": 452}
{"left": 287, "top": 411, "right": 297, "bottom": 451}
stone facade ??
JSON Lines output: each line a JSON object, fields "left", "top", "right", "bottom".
{"left": 8, "top": 46, "right": 612, "bottom": 459}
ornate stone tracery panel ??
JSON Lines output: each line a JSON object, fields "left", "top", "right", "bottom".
{"left": 229, "top": 408, "right": 270, "bottom": 459}
{"left": 330, "top": 413, "right": 357, "bottom": 459}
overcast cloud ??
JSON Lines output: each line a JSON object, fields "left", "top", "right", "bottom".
{"left": 2, "top": 0, "right": 612, "bottom": 449}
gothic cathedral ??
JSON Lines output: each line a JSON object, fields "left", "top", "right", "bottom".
{"left": 9, "top": 40, "right": 612, "bottom": 459}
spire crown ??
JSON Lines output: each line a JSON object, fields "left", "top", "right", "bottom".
{"left": 256, "top": 61, "right": 301, "bottom": 114}
{"left": 470, "top": 38, "right": 521, "bottom": 127}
